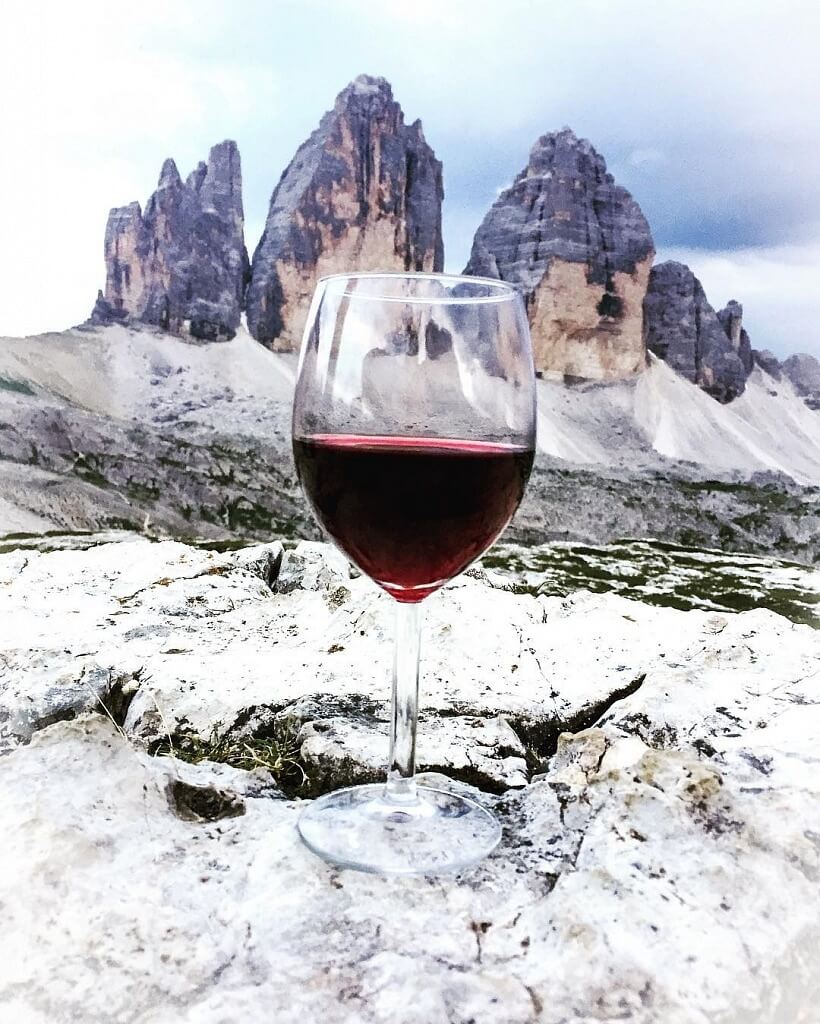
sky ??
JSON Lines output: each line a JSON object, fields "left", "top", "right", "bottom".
{"left": 1, "top": 0, "right": 818, "bottom": 357}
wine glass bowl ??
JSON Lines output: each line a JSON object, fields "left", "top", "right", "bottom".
{"left": 292, "top": 272, "right": 536, "bottom": 874}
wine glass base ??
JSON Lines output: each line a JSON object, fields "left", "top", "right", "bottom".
{"left": 297, "top": 783, "right": 502, "bottom": 876}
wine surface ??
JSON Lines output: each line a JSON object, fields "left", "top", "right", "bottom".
{"left": 293, "top": 434, "right": 534, "bottom": 601}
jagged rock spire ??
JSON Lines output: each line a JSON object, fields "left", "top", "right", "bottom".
{"left": 465, "top": 128, "right": 655, "bottom": 381}
{"left": 643, "top": 262, "right": 750, "bottom": 403}
{"left": 246, "top": 75, "right": 444, "bottom": 350}
{"left": 92, "top": 141, "right": 248, "bottom": 341}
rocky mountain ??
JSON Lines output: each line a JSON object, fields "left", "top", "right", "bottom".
{"left": 782, "top": 352, "right": 820, "bottom": 410}
{"left": 464, "top": 128, "right": 654, "bottom": 381}
{"left": 79, "top": 85, "right": 817, "bottom": 418}
{"left": 10, "top": 75, "right": 816, "bottom": 563}
{"left": 716, "top": 299, "right": 754, "bottom": 376}
{"left": 643, "top": 261, "right": 753, "bottom": 403}
{"left": 753, "top": 348, "right": 783, "bottom": 379}
{"left": 246, "top": 75, "right": 444, "bottom": 350}
{"left": 92, "top": 141, "right": 248, "bottom": 341}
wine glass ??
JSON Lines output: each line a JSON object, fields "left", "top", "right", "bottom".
{"left": 292, "top": 272, "right": 536, "bottom": 875}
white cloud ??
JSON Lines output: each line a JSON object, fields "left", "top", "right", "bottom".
{"left": 1, "top": 0, "right": 818, "bottom": 348}
{"left": 628, "top": 148, "right": 666, "bottom": 169}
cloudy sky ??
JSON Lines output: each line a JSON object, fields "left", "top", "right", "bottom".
{"left": 2, "top": 0, "right": 818, "bottom": 356}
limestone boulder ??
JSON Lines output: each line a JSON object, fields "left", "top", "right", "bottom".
{"left": 1, "top": 536, "right": 818, "bottom": 1021}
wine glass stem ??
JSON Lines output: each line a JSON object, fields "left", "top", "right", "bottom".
{"left": 385, "top": 601, "right": 422, "bottom": 804}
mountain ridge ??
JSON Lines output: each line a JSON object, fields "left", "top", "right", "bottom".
{"left": 82, "top": 75, "right": 817, "bottom": 413}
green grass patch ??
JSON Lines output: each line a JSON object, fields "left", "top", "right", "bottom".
{"left": 484, "top": 538, "right": 818, "bottom": 627}
{"left": 153, "top": 720, "right": 307, "bottom": 794}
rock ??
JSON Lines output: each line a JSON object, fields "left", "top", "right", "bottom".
{"left": 2, "top": 323, "right": 819, "bottom": 555}
{"left": 297, "top": 712, "right": 529, "bottom": 794}
{"left": 246, "top": 75, "right": 444, "bottom": 350}
{"left": 643, "top": 261, "right": 751, "bottom": 402}
{"left": 232, "top": 541, "right": 284, "bottom": 589}
{"left": 0, "top": 323, "right": 310, "bottom": 543}
{"left": 753, "top": 348, "right": 782, "bottom": 380}
{"left": 1, "top": 535, "right": 816, "bottom": 781}
{"left": 89, "top": 288, "right": 126, "bottom": 325}
{"left": 716, "top": 299, "right": 753, "bottom": 375}
{"left": 783, "top": 352, "right": 820, "bottom": 410}
{"left": 1, "top": 566, "right": 818, "bottom": 1020}
{"left": 464, "top": 128, "right": 654, "bottom": 381}
{"left": 94, "top": 141, "right": 248, "bottom": 341}
{"left": 0, "top": 536, "right": 694, "bottom": 786}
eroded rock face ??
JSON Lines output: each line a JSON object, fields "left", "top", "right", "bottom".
{"left": 753, "top": 348, "right": 782, "bottom": 380}
{"left": 465, "top": 128, "right": 654, "bottom": 381}
{"left": 246, "top": 75, "right": 444, "bottom": 351}
{"left": 644, "top": 261, "right": 750, "bottom": 403}
{"left": 783, "top": 352, "right": 820, "bottom": 410}
{"left": 93, "top": 142, "right": 248, "bottom": 340}
{"left": 717, "top": 299, "right": 753, "bottom": 376}
{"left": 1, "top": 537, "right": 819, "bottom": 1021}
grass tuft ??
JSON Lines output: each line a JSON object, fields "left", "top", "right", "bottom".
{"left": 153, "top": 720, "right": 308, "bottom": 791}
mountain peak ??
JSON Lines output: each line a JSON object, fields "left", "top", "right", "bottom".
{"left": 157, "top": 158, "right": 182, "bottom": 190}
{"left": 246, "top": 76, "right": 442, "bottom": 350}
{"left": 93, "top": 143, "right": 247, "bottom": 340}
{"left": 783, "top": 352, "right": 820, "bottom": 409}
{"left": 349, "top": 73, "right": 392, "bottom": 95}
{"left": 645, "top": 262, "right": 752, "bottom": 403}
{"left": 528, "top": 127, "right": 603, "bottom": 172}
{"left": 465, "top": 125, "right": 653, "bottom": 382}
{"left": 335, "top": 74, "right": 395, "bottom": 110}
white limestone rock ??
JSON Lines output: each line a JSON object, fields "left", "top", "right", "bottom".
{"left": 0, "top": 536, "right": 735, "bottom": 788}
{"left": 1, "top": 666, "right": 818, "bottom": 1024}
{"left": 1, "top": 538, "right": 819, "bottom": 1020}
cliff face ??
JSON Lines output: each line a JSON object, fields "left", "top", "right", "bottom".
{"left": 464, "top": 128, "right": 654, "bottom": 381}
{"left": 643, "top": 262, "right": 751, "bottom": 403}
{"left": 783, "top": 353, "right": 820, "bottom": 410}
{"left": 92, "top": 141, "right": 248, "bottom": 341}
{"left": 246, "top": 75, "right": 444, "bottom": 351}
{"left": 753, "top": 349, "right": 782, "bottom": 380}
{"left": 716, "top": 300, "right": 753, "bottom": 377}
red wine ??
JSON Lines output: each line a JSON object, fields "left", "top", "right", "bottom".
{"left": 293, "top": 434, "right": 534, "bottom": 602}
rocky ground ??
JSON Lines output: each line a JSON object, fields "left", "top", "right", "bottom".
{"left": 0, "top": 324, "right": 818, "bottom": 562}
{"left": 0, "top": 536, "right": 818, "bottom": 1022}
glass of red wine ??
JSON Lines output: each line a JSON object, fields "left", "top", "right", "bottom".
{"left": 292, "top": 272, "right": 536, "bottom": 874}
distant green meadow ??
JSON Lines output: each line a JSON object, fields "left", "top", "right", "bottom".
{"left": 484, "top": 539, "right": 818, "bottom": 627}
